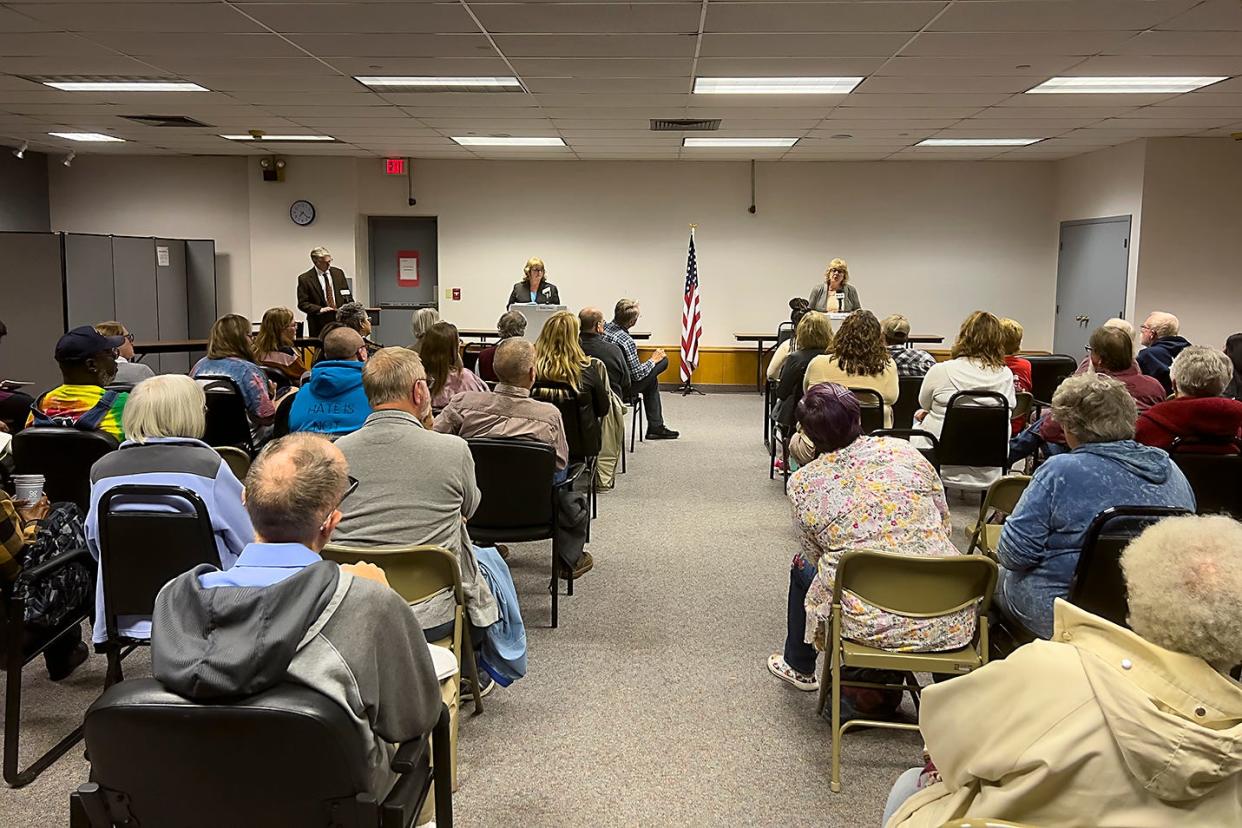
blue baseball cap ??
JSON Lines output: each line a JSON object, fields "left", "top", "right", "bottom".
{"left": 54, "top": 325, "right": 124, "bottom": 361}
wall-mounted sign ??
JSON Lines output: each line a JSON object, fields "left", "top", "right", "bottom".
{"left": 397, "top": 249, "right": 419, "bottom": 287}
{"left": 385, "top": 158, "right": 406, "bottom": 175}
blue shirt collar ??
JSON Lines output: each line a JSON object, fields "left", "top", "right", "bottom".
{"left": 234, "top": 543, "right": 322, "bottom": 569}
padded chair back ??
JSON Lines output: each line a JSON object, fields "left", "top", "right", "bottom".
{"left": 82, "top": 678, "right": 374, "bottom": 828}
{"left": 273, "top": 389, "right": 296, "bottom": 438}
{"left": 196, "top": 377, "right": 253, "bottom": 454}
{"left": 97, "top": 485, "right": 220, "bottom": 630}
{"left": 532, "top": 379, "right": 602, "bottom": 460}
{"left": 466, "top": 438, "right": 556, "bottom": 544}
{"left": 848, "top": 387, "right": 885, "bottom": 434}
{"left": 869, "top": 428, "right": 940, "bottom": 473}
{"left": 11, "top": 426, "right": 118, "bottom": 511}
{"left": 1026, "top": 354, "right": 1077, "bottom": 405}
{"left": 322, "top": 544, "right": 462, "bottom": 607}
{"left": 1170, "top": 450, "right": 1242, "bottom": 519}
{"left": 938, "top": 390, "right": 1010, "bottom": 471}
{"left": 775, "top": 320, "right": 795, "bottom": 346}
{"left": 834, "top": 549, "right": 998, "bottom": 618}
{"left": 891, "top": 374, "right": 925, "bottom": 430}
{"left": 1068, "top": 506, "right": 1191, "bottom": 628}
{"left": 462, "top": 342, "right": 485, "bottom": 373}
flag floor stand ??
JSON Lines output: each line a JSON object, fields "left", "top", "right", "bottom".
{"left": 678, "top": 381, "right": 706, "bottom": 396}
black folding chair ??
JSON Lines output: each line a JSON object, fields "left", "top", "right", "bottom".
{"left": 891, "top": 374, "right": 925, "bottom": 431}
{"left": 465, "top": 438, "right": 584, "bottom": 628}
{"left": 12, "top": 427, "right": 119, "bottom": 512}
{"left": 72, "top": 678, "right": 451, "bottom": 828}
{"left": 531, "top": 380, "right": 602, "bottom": 523}
{"left": 937, "top": 390, "right": 1012, "bottom": 479}
{"left": 273, "top": 388, "right": 297, "bottom": 438}
{"left": 848, "top": 387, "right": 885, "bottom": 434}
{"left": 196, "top": 376, "right": 255, "bottom": 455}
{"left": 869, "top": 429, "right": 941, "bottom": 474}
{"left": 96, "top": 485, "right": 220, "bottom": 687}
{"left": 1068, "top": 506, "right": 1192, "bottom": 628}
{"left": 1170, "top": 440, "right": 1242, "bottom": 520}
{"left": 1026, "top": 354, "right": 1078, "bottom": 409}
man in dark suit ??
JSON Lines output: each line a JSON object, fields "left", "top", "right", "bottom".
{"left": 578, "top": 306, "right": 630, "bottom": 400}
{"left": 296, "top": 246, "right": 352, "bottom": 338}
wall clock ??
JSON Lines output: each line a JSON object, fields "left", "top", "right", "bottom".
{"left": 290, "top": 199, "right": 316, "bottom": 226}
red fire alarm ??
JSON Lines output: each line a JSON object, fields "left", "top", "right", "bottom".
{"left": 385, "top": 158, "right": 406, "bottom": 175}
{"left": 451, "top": 288, "right": 461, "bottom": 301}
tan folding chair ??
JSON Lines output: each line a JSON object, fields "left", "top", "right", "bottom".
{"left": 817, "top": 550, "right": 998, "bottom": 792}
{"left": 964, "top": 475, "right": 1031, "bottom": 558}
{"left": 212, "top": 445, "right": 251, "bottom": 481}
{"left": 1011, "top": 391, "right": 1034, "bottom": 423}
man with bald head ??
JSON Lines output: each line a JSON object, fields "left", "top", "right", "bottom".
{"left": 1137, "top": 311, "right": 1191, "bottom": 395}
{"left": 150, "top": 433, "right": 443, "bottom": 799}
{"left": 578, "top": 306, "right": 629, "bottom": 399}
{"left": 289, "top": 326, "right": 371, "bottom": 435}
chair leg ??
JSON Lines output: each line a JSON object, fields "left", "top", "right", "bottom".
{"left": 5, "top": 620, "right": 88, "bottom": 788}
{"left": 815, "top": 656, "right": 830, "bottom": 716}
{"left": 550, "top": 547, "right": 559, "bottom": 629}
{"left": 103, "top": 647, "right": 124, "bottom": 689}
{"left": 904, "top": 672, "right": 922, "bottom": 713}
{"left": 769, "top": 428, "right": 777, "bottom": 480}
{"left": 460, "top": 627, "right": 484, "bottom": 715}
{"left": 830, "top": 650, "right": 843, "bottom": 793}
{"left": 432, "top": 706, "right": 454, "bottom": 828}
{"left": 629, "top": 407, "right": 637, "bottom": 452}
{"left": 620, "top": 440, "right": 626, "bottom": 473}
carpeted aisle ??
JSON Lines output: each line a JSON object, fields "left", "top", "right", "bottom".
{"left": 1, "top": 391, "right": 940, "bottom": 825}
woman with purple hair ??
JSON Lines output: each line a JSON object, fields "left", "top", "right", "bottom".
{"left": 767, "top": 383, "right": 971, "bottom": 717}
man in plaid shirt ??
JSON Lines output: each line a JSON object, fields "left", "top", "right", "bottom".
{"left": 603, "top": 299, "right": 678, "bottom": 439}
{"left": 882, "top": 314, "right": 937, "bottom": 377}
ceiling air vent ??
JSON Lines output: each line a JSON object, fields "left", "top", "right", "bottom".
{"left": 121, "top": 115, "right": 212, "bottom": 128}
{"left": 650, "top": 118, "right": 721, "bottom": 132}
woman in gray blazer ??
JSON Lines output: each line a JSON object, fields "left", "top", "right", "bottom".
{"left": 808, "top": 257, "right": 861, "bottom": 313}
{"left": 507, "top": 256, "right": 561, "bottom": 307}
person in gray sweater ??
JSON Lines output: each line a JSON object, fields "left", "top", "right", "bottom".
{"left": 150, "top": 433, "right": 442, "bottom": 800}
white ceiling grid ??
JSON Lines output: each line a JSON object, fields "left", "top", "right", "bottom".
{"left": 0, "top": 0, "right": 1239, "bottom": 161}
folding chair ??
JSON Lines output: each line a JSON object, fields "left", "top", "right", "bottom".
{"left": 817, "top": 550, "right": 997, "bottom": 792}
{"left": 273, "top": 388, "right": 297, "bottom": 438}
{"left": 964, "top": 475, "right": 1032, "bottom": 558}
{"left": 212, "top": 445, "right": 251, "bottom": 482}
{"left": 532, "top": 380, "right": 602, "bottom": 524}
{"left": 1169, "top": 445, "right": 1242, "bottom": 519}
{"left": 196, "top": 376, "right": 254, "bottom": 455}
{"left": 937, "top": 390, "right": 1011, "bottom": 493}
{"left": 891, "top": 374, "right": 925, "bottom": 431}
{"left": 1026, "top": 354, "right": 1077, "bottom": 414}
{"left": 869, "top": 428, "right": 941, "bottom": 474}
{"left": 848, "top": 387, "right": 885, "bottom": 434}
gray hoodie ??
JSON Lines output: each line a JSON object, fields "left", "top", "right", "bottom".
{"left": 151, "top": 560, "right": 442, "bottom": 797}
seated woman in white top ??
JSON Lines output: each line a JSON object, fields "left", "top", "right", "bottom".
{"left": 915, "top": 310, "right": 1015, "bottom": 490}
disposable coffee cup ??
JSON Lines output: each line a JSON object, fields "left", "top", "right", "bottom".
{"left": 12, "top": 474, "right": 45, "bottom": 503}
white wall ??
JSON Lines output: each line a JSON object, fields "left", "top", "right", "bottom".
{"left": 1134, "top": 138, "right": 1242, "bottom": 349}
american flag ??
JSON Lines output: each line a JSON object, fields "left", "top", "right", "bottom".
{"left": 679, "top": 230, "right": 703, "bottom": 383}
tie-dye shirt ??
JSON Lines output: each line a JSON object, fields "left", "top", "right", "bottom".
{"left": 28, "top": 384, "right": 128, "bottom": 441}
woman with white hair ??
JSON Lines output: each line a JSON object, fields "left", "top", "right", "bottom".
{"left": 409, "top": 307, "right": 440, "bottom": 353}
{"left": 995, "top": 373, "right": 1195, "bottom": 639}
{"left": 883, "top": 514, "right": 1242, "bottom": 828}
{"left": 336, "top": 301, "right": 381, "bottom": 357}
{"left": 1136, "top": 345, "right": 1242, "bottom": 453}
{"left": 85, "top": 374, "right": 254, "bottom": 646}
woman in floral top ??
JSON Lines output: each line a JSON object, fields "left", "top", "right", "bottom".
{"left": 767, "top": 383, "right": 973, "bottom": 701}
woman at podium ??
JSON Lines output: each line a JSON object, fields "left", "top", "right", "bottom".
{"left": 809, "top": 258, "right": 861, "bottom": 313}
{"left": 507, "top": 257, "right": 561, "bottom": 307}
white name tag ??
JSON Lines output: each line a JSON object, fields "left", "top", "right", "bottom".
{"left": 341, "top": 289, "right": 351, "bottom": 296}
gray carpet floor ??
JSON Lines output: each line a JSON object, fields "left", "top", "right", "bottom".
{"left": 0, "top": 391, "right": 980, "bottom": 826}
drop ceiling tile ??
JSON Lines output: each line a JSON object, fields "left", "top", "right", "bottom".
{"left": 889, "top": 147, "right": 1007, "bottom": 160}
{"left": 377, "top": 93, "right": 541, "bottom": 108}
{"left": 812, "top": 118, "right": 962, "bottom": 130}
{"left": 929, "top": 0, "right": 1197, "bottom": 32}
{"left": 855, "top": 76, "right": 1042, "bottom": 95}
{"left": 700, "top": 33, "right": 910, "bottom": 58}
{"left": 509, "top": 58, "right": 691, "bottom": 77}
{"left": 538, "top": 105, "right": 691, "bottom": 117}
{"left": 1094, "top": 116, "right": 1234, "bottom": 130}
{"left": 950, "top": 116, "right": 1102, "bottom": 129}
{"left": 820, "top": 107, "right": 982, "bottom": 119}
{"left": 704, "top": 2, "right": 942, "bottom": 33}
{"left": 1135, "top": 104, "right": 1242, "bottom": 117}
{"left": 235, "top": 3, "right": 478, "bottom": 33}
{"left": 694, "top": 57, "right": 886, "bottom": 75}
{"left": 523, "top": 77, "right": 689, "bottom": 94}
{"left": 876, "top": 56, "right": 1082, "bottom": 76}
{"left": 227, "top": 92, "right": 386, "bottom": 106}
{"left": 471, "top": 4, "right": 702, "bottom": 33}
{"left": 324, "top": 57, "right": 512, "bottom": 75}
{"left": 840, "top": 93, "right": 1010, "bottom": 108}
{"left": 0, "top": 33, "right": 121, "bottom": 57}
{"left": 493, "top": 35, "right": 695, "bottom": 58}
{"left": 138, "top": 56, "right": 340, "bottom": 74}
{"left": 558, "top": 128, "right": 679, "bottom": 137}
{"left": 264, "top": 105, "right": 409, "bottom": 118}
{"left": 973, "top": 105, "right": 1137, "bottom": 119}
{"left": 1109, "top": 31, "right": 1242, "bottom": 56}
{"left": 0, "top": 7, "right": 59, "bottom": 32}
{"left": 903, "top": 31, "right": 1134, "bottom": 57}
{"left": 994, "top": 92, "right": 1178, "bottom": 107}
{"left": 1070, "top": 55, "right": 1242, "bottom": 74}
{"left": 186, "top": 75, "right": 367, "bottom": 93}
{"left": 681, "top": 96, "right": 837, "bottom": 110}
{"left": 396, "top": 106, "right": 540, "bottom": 118}
{"left": 7, "top": 3, "right": 265, "bottom": 33}
{"left": 288, "top": 33, "right": 495, "bottom": 57}
{"left": 1073, "top": 125, "right": 1201, "bottom": 135}
{"left": 931, "top": 126, "right": 1064, "bottom": 137}
{"left": 683, "top": 105, "right": 833, "bottom": 118}
{"left": 416, "top": 118, "right": 557, "bottom": 129}
{"left": 80, "top": 32, "right": 305, "bottom": 57}
{"left": 1157, "top": 0, "right": 1242, "bottom": 30}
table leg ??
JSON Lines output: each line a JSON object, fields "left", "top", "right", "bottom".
{"left": 755, "top": 340, "right": 764, "bottom": 393}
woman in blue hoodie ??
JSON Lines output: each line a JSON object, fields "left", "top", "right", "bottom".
{"left": 996, "top": 373, "right": 1195, "bottom": 639}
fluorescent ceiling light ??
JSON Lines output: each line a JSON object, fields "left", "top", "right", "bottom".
{"left": 44, "top": 80, "right": 208, "bottom": 92}
{"left": 1026, "top": 76, "right": 1228, "bottom": 94}
{"left": 452, "top": 136, "right": 566, "bottom": 146}
{"left": 917, "top": 138, "right": 1041, "bottom": 147}
{"left": 356, "top": 76, "right": 521, "bottom": 89}
{"left": 48, "top": 132, "right": 124, "bottom": 142}
{"left": 694, "top": 77, "right": 862, "bottom": 95}
{"left": 683, "top": 137, "right": 798, "bottom": 148}
{"left": 220, "top": 134, "right": 336, "bottom": 142}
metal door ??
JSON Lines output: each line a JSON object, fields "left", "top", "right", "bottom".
{"left": 1053, "top": 217, "right": 1130, "bottom": 357}
{"left": 368, "top": 216, "right": 438, "bottom": 346}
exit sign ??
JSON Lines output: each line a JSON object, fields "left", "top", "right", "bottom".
{"left": 385, "top": 158, "right": 406, "bottom": 175}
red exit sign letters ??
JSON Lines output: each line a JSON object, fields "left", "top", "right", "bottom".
{"left": 385, "top": 158, "right": 406, "bottom": 175}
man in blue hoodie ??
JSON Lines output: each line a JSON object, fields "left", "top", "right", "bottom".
{"left": 1136, "top": 310, "right": 1191, "bottom": 395}
{"left": 289, "top": 327, "right": 371, "bottom": 436}
{"left": 995, "top": 373, "right": 1195, "bottom": 639}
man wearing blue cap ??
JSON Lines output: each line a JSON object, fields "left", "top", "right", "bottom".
{"left": 27, "top": 326, "right": 129, "bottom": 441}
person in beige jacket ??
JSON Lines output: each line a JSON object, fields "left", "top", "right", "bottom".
{"left": 883, "top": 513, "right": 1242, "bottom": 828}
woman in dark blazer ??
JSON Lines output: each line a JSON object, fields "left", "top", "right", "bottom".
{"left": 507, "top": 257, "right": 561, "bottom": 307}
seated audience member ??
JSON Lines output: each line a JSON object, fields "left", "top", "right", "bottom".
{"left": 1137, "top": 310, "right": 1191, "bottom": 394}
{"left": 28, "top": 325, "right": 128, "bottom": 441}
{"left": 1075, "top": 317, "right": 1137, "bottom": 374}
{"left": 916, "top": 311, "right": 1016, "bottom": 489}
{"left": 772, "top": 311, "right": 833, "bottom": 435}
{"left": 86, "top": 374, "right": 253, "bottom": 646}
{"left": 1225, "top": 332, "right": 1242, "bottom": 400}
{"left": 999, "top": 317, "right": 1032, "bottom": 393}
{"left": 578, "top": 306, "right": 629, "bottom": 399}
{"left": 478, "top": 310, "right": 527, "bottom": 383}
{"left": 94, "top": 321, "right": 154, "bottom": 386}
{"left": 253, "top": 306, "right": 303, "bottom": 387}
{"left": 1135, "top": 346, "right": 1242, "bottom": 453}
{"left": 334, "top": 348, "right": 525, "bottom": 690}
{"left": 768, "top": 384, "right": 970, "bottom": 718}
{"left": 803, "top": 309, "right": 898, "bottom": 424}
{"left": 767, "top": 298, "right": 812, "bottom": 381}
{"left": 435, "top": 338, "right": 570, "bottom": 479}
{"left": 421, "top": 322, "right": 488, "bottom": 412}
{"left": 536, "top": 310, "right": 610, "bottom": 421}
{"left": 0, "top": 318, "right": 36, "bottom": 433}
{"left": 1, "top": 490, "right": 92, "bottom": 679}
{"left": 881, "top": 314, "right": 936, "bottom": 378}
{"left": 191, "top": 314, "right": 276, "bottom": 439}
{"left": 603, "top": 299, "right": 678, "bottom": 440}
{"left": 289, "top": 327, "right": 371, "bottom": 436}
{"left": 995, "top": 374, "right": 1194, "bottom": 640}
{"left": 409, "top": 307, "right": 440, "bottom": 353}
{"left": 883, "top": 514, "right": 1242, "bottom": 828}
{"left": 336, "top": 301, "right": 381, "bottom": 357}
{"left": 149, "top": 433, "right": 442, "bottom": 801}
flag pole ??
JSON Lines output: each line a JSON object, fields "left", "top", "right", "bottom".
{"left": 679, "top": 223, "right": 706, "bottom": 397}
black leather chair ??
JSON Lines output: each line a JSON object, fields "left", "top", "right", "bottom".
{"left": 465, "top": 438, "right": 584, "bottom": 628}
{"left": 869, "top": 428, "right": 941, "bottom": 474}
{"left": 96, "top": 485, "right": 220, "bottom": 687}
{"left": 848, "top": 387, "right": 885, "bottom": 434}
{"left": 937, "top": 390, "right": 1012, "bottom": 477}
{"left": 1170, "top": 442, "right": 1242, "bottom": 519}
{"left": 12, "top": 427, "right": 119, "bottom": 512}
{"left": 273, "top": 388, "right": 297, "bottom": 438}
{"left": 891, "top": 374, "right": 925, "bottom": 430}
{"left": 1068, "top": 506, "right": 1192, "bottom": 628}
{"left": 196, "top": 376, "right": 255, "bottom": 455}
{"left": 71, "top": 678, "right": 451, "bottom": 828}
{"left": 532, "top": 380, "right": 602, "bottom": 521}
{"left": 1026, "top": 354, "right": 1078, "bottom": 407}
{"left": 2, "top": 544, "right": 94, "bottom": 787}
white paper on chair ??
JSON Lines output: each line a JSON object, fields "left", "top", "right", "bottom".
{"left": 428, "top": 643, "right": 459, "bottom": 681}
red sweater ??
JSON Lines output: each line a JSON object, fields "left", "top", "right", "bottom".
{"left": 1005, "top": 356, "right": 1033, "bottom": 434}
{"left": 1135, "top": 396, "right": 1242, "bottom": 454}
